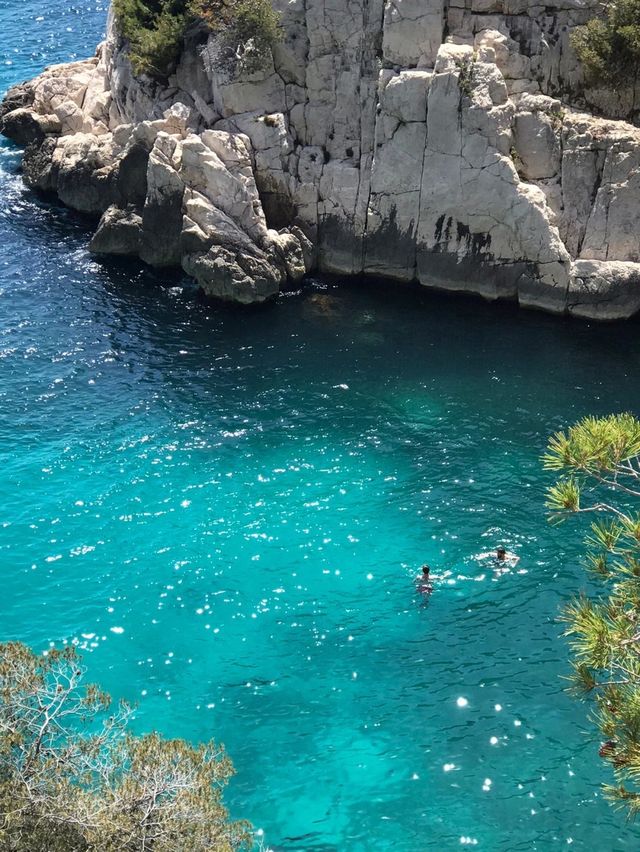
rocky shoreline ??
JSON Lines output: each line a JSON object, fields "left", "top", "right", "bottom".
{"left": 2, "top": 0, "right": 640, "bottom": 318}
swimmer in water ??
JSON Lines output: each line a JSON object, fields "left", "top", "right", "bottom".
{"left": 495, "top": 546, "right": 519, "bottom": 567}
{"left": 415, "top": 564, "right": 434, "bottom": 594}
{"left": 477, "top": 546, "right": 520, "bottom": 575}
{"left": 477, "top": 546, "right": 520, "bottom": 566}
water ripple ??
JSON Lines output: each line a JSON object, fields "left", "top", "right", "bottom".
{"left": 2, "top": 7, "right": 640, "bottom": 849}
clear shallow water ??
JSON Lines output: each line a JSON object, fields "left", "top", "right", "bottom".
{"left": 2, "top": 5, "right": 640, "bottom": 850}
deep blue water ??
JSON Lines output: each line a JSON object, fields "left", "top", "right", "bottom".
{"left": 2, "top": 3, "right": 640, "bottom": 849}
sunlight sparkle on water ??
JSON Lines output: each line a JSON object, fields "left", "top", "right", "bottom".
{"left": 1, "top": 26, "right": 638, "bottom": 841}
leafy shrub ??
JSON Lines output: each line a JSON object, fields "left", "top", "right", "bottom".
{"left": 219, "top": 0, "right": 282, "bottom": 75}
{"left": 0, "top": 642, "right": 251, "bottom": 851}
{"left": 572, "top": 0, "right": 640, "bottom": 87}
{"left": 114, "top": 0, "right": 281, "bottom": 79}
{"left": 113, "top": 0, "right": 191, "bottom": 78}
{"left": 455, "top": 55, "right": 476, "bottom": 99}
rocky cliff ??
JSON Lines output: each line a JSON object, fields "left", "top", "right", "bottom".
{"left": 2, "top": 0, "right": 640, "bottom": 318}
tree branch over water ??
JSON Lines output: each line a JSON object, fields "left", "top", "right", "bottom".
{"left": 0, "top": 642, "right": 251, "bottom": 850}
{"left": 544, "top": 413, "right": 640, "bottom": 818}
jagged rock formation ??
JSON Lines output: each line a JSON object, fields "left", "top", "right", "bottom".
{"left": 2, "top": 0, "right": 640, "bottom": 317}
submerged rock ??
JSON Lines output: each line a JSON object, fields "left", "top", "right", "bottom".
{"left": 1, "top": 0, "right": 640, "bottom": 315}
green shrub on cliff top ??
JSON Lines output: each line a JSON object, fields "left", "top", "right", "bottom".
{"left": 572, "top": 0, "right": 640, "bottom": 88}
{"left": 114, "top": 0, "right": 190, "bottom": 77}
{"left": 114, "top": 0, "right": 281, "bottom": 80}
{"left": 201, "top": 0, "right": 280, "bottom": 73}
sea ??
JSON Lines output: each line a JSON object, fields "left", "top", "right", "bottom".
{"left": 1, "top": 2, "right": 639, "bottom": 848}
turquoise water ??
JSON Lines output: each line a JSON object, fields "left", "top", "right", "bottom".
{"left": 2, "top": 5, "right": 640, "bottom": 849}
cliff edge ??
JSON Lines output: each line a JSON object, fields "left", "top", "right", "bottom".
{"left": 2, "top": 0, "right": 640, "bottom": 318}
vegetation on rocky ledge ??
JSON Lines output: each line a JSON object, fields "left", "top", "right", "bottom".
{"left": 0, "top": 642, "right": 250, "bottom": 851}
{"left": 114, "top": 0, "right": 281, "bottom": 79}
{"left": 544, "top": 413, "right": 640, "bottom": 817}
{"left": 572, "top": 0, "right": 640, "bottom": 88}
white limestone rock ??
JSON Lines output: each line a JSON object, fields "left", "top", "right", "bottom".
{"left": 379, "top": 70, "right": 432, "bottom": 123}
{"left": 269, "top": 229, "right": 308, "bottom": 281}
{"left": 180, "top": 186, "right": 288, "bottom": 303}
{"left": 206, "top": 46, "right": 286, "bottom": 119}
{"left": 31, "top": 59, "right": 96, "bottom": 113}
{"left": 53, "top": 100, "right": 85, "bottom": 135}
{"left": 413, "top": 44, "right": 571, "bottom": 308}
{"left": 581, "top": 141, "right": 640, "bottom": 262}
{"left": 365, "top": 68, "right": 432, "bottom": 278}
{"left": 512, "top": 99, "right": 562, "bottom": 181}
{"left": 569, "top": 260, "right": 640, "bottom": 320}
{"left": 215, "top": 112, "right": 294, "bottom": 225}
{"left": 181, "top": 130, "right": 270, "bottom": 245}
{"left": 22, "top": 132, "right": 117, "bottom": 214}
{"left": 5, "top": 0, "right": 640, "bottom": 316}
{"left": 383, "top": 0, "right": 444, "bottom": 67}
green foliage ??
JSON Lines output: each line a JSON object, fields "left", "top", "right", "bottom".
{"left": 544, "top": 413, "right": 640, "bottom": 474}
{"left": 0, "top": 642, "right": 251, "bottom": 851}
{"left": 113, "top": 0, "right": 191, "bottom": 78}
{"left": 196, "top": 0, "right": 282, "bottom": 78}
{"left": 544, "top": 413, "right": 640, "bottom": 817}
{"left": 571, "top": 0, "right": 640, "bottom": 87}
{"left": 546, "top": 475, "right": 581, "bottom": 514}
{"left": 220, "top": 0, "right": 282, "bottom": 75}
{"left": 454, "top": 55, "right": 476, "bottom": 99}
{"left": 114, "top": 0, "right": 281, "bottom": 79}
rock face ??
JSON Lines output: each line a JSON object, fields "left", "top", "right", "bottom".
{"left": 1, "top": 53, "right": 307, "bottom": 304}
{"left": 2, "top": 1, "right": 640, "bottom": 316}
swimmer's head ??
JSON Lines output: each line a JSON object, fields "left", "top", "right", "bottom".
{"left": 496, "top": 546, "right": 506, "bottom": 560}
{"left": 422, "top": 565, "right": 430, "bottom": 576}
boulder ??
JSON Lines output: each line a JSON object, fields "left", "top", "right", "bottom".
{"left": 182, "top": 245, "right": 283, "bottom": 303}
{"left": 90, "top": 205, "right": 142, "bottom": 256}
{"left": 53, "top": 100, "right": 85, "bottom": 135}
{"left": 568, "top": 260, "right": 640, "bottom": 320}
{"left": 0, "top": 108, "right": 61, "bottom": 146}
{"left": 23, "top": 137, "right": 59, "bottom": 191}
{"left": 270, "top": 229, "right": 308, "bottom": 281}
{"left": 0, "top": 82, "right": 34, "bottom": 120}
{"left": 512, "top": 109, "right": 561, "bottom": 181}
{"left": 52, "top": 134, "right": 116, "bottom": 214}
